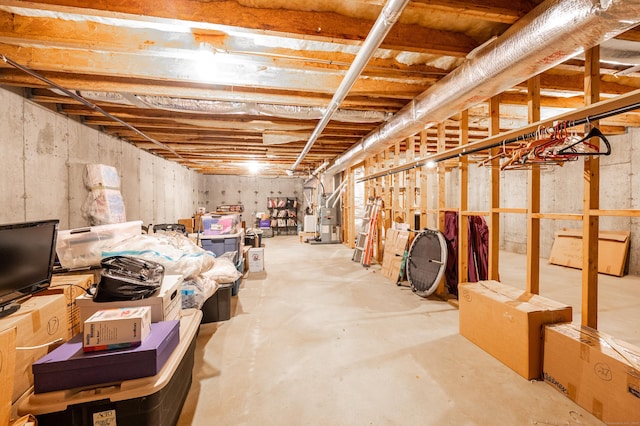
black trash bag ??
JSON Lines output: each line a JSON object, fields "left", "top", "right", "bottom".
{"left": 94, "top": 256, "right": 165, "bottom": 302}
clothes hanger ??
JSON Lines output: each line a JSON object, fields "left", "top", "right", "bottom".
{"left": 556, "top": 125, "right": 611, "bottom": 156}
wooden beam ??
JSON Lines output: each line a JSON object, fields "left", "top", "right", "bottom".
{"left": 5, "top": 0, "right": 478, "bottom": 56}
{"left": 582, "top": 46, "right": 600, "bottom": 329}
{"left": 527, "top": 75, "right": 541, "bottom": 295}
{"left": 488, "top": 96, "right": 500, "bottom": 281}
{"left": 458, "top": 110, "right": 469, "bottom": 286}
{"left": 411, "top": 0, "right": 536, "bottom": 24}
{"left": 0, "top": 43, "right": 428, "bottom": 95}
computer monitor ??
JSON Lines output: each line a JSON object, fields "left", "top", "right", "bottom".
{"left": 0, "top": 219, "right": 59, "bottom": 318}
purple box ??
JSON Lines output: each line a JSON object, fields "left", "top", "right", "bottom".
{"left": 32, "top": 320, "right": 180, "bottom": 393}
{"left": 259, "top": 219, "right": 271, "bottom": 228}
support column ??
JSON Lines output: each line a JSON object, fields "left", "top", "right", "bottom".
{"left": 458, "top": 111, "right": 469, "bottom": 285}
{"left": 582, "top": 46, "right": 600, "bottom": 328}
{"left": 527, "top": 76, "right": 541, "bottom": 294}
{"left": 488, "top": 96, "right": 501, "bottom": 281}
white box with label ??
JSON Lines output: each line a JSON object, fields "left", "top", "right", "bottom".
{"left": 83, "top": 306, "right": 151, "bottom": 351}
{"left": 77, "top": 274, "right": 182, "bottom": 329}
{"left": 248, "top": 247, "right": 264, "bottom": 272}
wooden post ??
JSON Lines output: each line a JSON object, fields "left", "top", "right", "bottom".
{"left": 420, "top": 130, "right": 428, "bottom": 229}
{"left": 458, "top": 111, "right": 469, "bottom": 286}
{"left": 347, "top": 168, "right": 355, "bottom": 248}
{"left": 407, "top": 136, "right": 416, "bottom": 230}
{"left": 436, "top": 122, "right": 447, "bottom": 296}
{"left": 393, "top": 140, "right": 401, "bottom": 225}
{"left": 582, "top": 46, "right": 600, "bottom": 329}
{"left": 437, "top": 122, "right": 446, "bottom": 232}
{"left": 527, "top": 76, "right": 541, "bottom": 294}
{"left": 488, "top": 96, "right": 501, "bottom": 281}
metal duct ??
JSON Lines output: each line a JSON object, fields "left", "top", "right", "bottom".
{"left": 325, "top": 0, "right": 640, "bottom": 176}
{"left": 289, "top": 0, "right": 410, "bottom": 173}
{"left": 50, "top": 89, "right": 390, "bottom": 123}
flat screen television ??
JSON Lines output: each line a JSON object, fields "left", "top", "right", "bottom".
{"left": 0, "top": 219, "right": 59, "bottom": 318}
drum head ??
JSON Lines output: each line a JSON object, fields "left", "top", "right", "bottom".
{"left": 406, "top": 229, "right": 447, "bottom": 297}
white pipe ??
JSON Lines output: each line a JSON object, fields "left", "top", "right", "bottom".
{"left": 325, "top": 0, "right": 640, "bottom": 176}
{"left": 289, "top": 0, "right": 411, "bottom": 172}
{"left": 325, "top": 179, "right": 349, "bottom": 208}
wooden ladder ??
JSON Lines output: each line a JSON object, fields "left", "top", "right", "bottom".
{"left": 352, "top": 197, "right": 382, "bottom": 266}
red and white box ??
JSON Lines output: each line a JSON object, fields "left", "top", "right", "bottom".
{"left": 83, "top": 306, "right": 151, "bottom": 352}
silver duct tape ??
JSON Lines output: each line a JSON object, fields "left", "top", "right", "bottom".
{"left": 327, "top": 0, "right": 640, "bottom": 175}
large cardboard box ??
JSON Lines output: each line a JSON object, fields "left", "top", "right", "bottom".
{"left": 548, "top": 229, "right": 630, "bottom": 276}
{"left": 76, "top": 274, "right": 182, "bottom": 327}
{"left": 0, "top": 294, "right": 67, "bottom": 402}
{"left": 42, "top": 274, "right": 95, "bottom": 339}
{"left": 543, "top": 323, "right": 640, "bottom": 423}
{"left": 0, "top": 327, "right": 17, "bottom": 426}
{"left": 459, "top": 280, "right": 572, "bottom": 380}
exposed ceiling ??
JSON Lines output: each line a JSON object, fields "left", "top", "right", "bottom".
{"left": 2, "top": 0, "right": 640, "bottom": 176}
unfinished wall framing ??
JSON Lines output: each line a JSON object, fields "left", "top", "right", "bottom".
{"left": 344, "top": 47, "right": 640, "bottom": 332}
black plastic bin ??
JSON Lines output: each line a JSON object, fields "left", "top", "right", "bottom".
{"left": 201, "top": 284, "right": 232, "bottom": 323}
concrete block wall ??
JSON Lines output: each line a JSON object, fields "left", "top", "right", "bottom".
{"left": 198, "top": 174, "right": 305, "bottom": 227}
{"left": 0, "top": 86, "right": 199, "bottom": 230}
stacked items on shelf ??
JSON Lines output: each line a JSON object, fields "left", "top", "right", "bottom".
{"left": 267, "top": 197, "right": 298, "bottom": 235}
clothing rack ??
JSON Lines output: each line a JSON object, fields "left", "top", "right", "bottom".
{"left": 357, "top": 89, "right": 640, "bottom": 182}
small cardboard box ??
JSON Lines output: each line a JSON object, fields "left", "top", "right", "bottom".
{"left": 178, "top": 218, "right": 195, "bottom": 233}
{"left": 33, "top": 320, "right": 179, "bottom": 393}
{"left": 248, "top": 247, "right": 264, "bottom": 272}
{"left": 459, "top": 280, "right": 572, "bottom": 380}
{"left": 83, "top": 306, "right": 151, "bottom": 352}
{"left": 0, "top": 294, "right": 67, "bottom": 402}
{"left": 548, "top": 229, "right": 630, "bottom": 276}
{"left": 0, "top": 327, "right": 17, "bottom": 426}
{"left": 76, "top": 274, "right": 182, "bottom": 327}
{"left": 42, "top": 274, "right": 95, "bottom": 339}
{"left": 543, "top": 323, "right": 640, "bottom": 423}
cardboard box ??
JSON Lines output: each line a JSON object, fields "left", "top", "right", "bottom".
{"left": 77, "top": 274, "right": 182, "bottom": 327}
{"left": 248, "top": 247, "right": 264, "bottom": 272}
{"left": 83, "top": 306, "right": 151, "bottom": 352}
{"left": 381, "top": 229, "right": 412, "bottom": 283}
{"left": 0, "top": 327, "right": 17, "bottom": 426}
{"left": 43, "top": 274, "right": 95, "bottom": 339}
{"left": 178, "top": 218, "right": 195, "bottom": 234}
{"left": 0, "top": 294, "right": 67, "bottom": 402}
{"left": 549, "top": 229, "right": 630, "bottom": 276}
{"left": 543, "top": 323, "right": 640, "bottom": 423}
{"left": 459, "top": 280, "right": 572, "bottom": 380}
{"left": 33, "top": 320, "right": 179, "bottom": 394}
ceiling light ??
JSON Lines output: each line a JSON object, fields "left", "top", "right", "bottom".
{"left": 246, "top": 161, "right": 262, "bottom": 175}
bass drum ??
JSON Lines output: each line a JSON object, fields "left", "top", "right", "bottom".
{"left": 406, "top": 228, "right": 447, "bottom": 298}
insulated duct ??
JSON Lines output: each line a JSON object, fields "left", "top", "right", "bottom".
{"left": 325, "top": 0, "right": 640, "bottom": 176}
{"left": 289, "top": 0, "right": 411, "bottom": 173}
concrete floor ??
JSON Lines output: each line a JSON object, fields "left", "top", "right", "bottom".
{"left": 177, "top": 236, "right": 639, "bottom": 426}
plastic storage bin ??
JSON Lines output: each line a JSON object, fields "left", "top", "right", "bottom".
{"left": 56, "top": 221, "right": 142, "bottom": 269}
{"left": 18, "top": 310, "right": 202, "bottom": 426}
{"left": 200, "top": 230, "right": 242, "bottom": 264}
{"left": 201, "top": 285, "right": 231, "bottom": 323}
